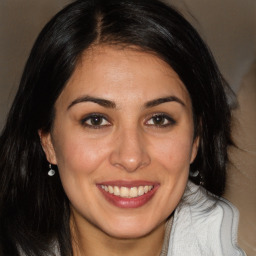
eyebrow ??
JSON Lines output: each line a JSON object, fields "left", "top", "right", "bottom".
{"left": 67, "top": 96, "right": 116, "bottom": 110}
{"left": 144, "top": 96, "right": 185, "bottom": 108}
{"left": 67, "top": 95, "right": 185, "bottom": 110}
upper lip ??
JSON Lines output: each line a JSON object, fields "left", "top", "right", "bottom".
{"left": 97, "top": 180, "right": 158, "bottom": 188}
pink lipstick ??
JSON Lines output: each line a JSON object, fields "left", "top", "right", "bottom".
{"left": 97, "top": 180, "right": 159, "bottom": 208}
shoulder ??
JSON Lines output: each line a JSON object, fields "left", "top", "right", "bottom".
{"left": 167, "top": 182, "right": 246, "bottom": 256}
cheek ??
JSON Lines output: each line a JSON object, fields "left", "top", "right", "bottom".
{"left": 151, "top": 133, "right": 194, "bottom": 173}
{"left": 52, "top": 133, "right": 111, "bottom": 210}
{"left": 53, "top": 131, "right": 110, "bottom": 179}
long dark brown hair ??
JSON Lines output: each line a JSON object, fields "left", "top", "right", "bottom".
{"left": 0, "top": 0, "right": 232, "bottom": 255}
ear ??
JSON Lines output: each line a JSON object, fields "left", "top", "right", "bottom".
{"left": 38, "top": 130, "right": 57, "bottom": 165}
{"left": 190, "top": 136, "right": 200, "bottom": 164}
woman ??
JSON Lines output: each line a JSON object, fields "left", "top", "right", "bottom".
{"left": 0, "top": 0, "right": 246, "bottom": 255}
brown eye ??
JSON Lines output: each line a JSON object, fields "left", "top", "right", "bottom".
{"left": 146, "top": 114, "right": 176, "bottom": 127}
{"left": 89, "top": 116, "right": 104, "bottom": 126}
{"left": 82, "top": 114, "right": 111, "bottom": 128}
{"left": 152, "top": 115, "right": 166, "bottom": 125}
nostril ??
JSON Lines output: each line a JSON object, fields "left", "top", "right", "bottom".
{"left": 109, "top": 149, "right": 151, "bottom": 172}
{"left": 109, "top": 131, "right": 151, "bottom": 172}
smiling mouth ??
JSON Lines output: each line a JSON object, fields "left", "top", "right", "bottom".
{"left": 100, "top": 185, "right": 154, "bottom": 198}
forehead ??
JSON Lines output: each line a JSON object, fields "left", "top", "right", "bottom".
{"left": 56, "top": 45, "right": 191, "bottom": 108}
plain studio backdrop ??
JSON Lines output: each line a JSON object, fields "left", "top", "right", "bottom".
{"left": 0, "top": 0, "right": 255, "bottom": 255}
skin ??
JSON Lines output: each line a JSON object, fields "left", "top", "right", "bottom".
{"left": 40, "top": 46, "right": 199, "bottom": 256}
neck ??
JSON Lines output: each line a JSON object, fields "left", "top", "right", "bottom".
{"left": 70, "top": 214, "right": 166, "bottom": 256}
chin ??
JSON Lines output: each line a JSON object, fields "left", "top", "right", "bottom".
{"left": 105, "top": 227, "right": 152, "bottom": 240}
{"left": 101, "top": 217, "right": 160, "bottom": 239}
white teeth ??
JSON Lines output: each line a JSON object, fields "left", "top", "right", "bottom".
{"left": 138, "top": 186, "right": 145, "bottom": 196}
{"left": 129, "top": 187, "right": 138, "bottom": 197}
{"left": 101, "top": 185, "right": 154, "bottom": 198}
{"left": 114, "top": 186, "right": 120, "bottom": 196}
{"left": 108, "top": 185, "right": 114, "bottom": 194}
{"left": 120, "top": 187, "right": 129, "bottom": 198}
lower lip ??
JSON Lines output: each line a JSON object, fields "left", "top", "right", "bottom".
{"left": 98, "top": 186, "right": 159, "bottom": 208}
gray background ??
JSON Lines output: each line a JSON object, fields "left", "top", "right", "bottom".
{"left": 0, "top": 0, "right": 255, "bottom": 127}
{"left": 0, "top": 0, "right": 255, "bottom": 255}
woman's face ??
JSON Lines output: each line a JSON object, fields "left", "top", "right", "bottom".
{"left": 41, "top": 46, "right": 198, "bottom": 239}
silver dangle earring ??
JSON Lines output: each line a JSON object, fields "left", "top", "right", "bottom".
{"left": 189, "top": 170, "right": 199, "bottom": 177}
{"left": 48, "top": 164, "right": 55, "bottom": 176}
{"left": 189, "top": 170, "right": 204, "bottom": 186}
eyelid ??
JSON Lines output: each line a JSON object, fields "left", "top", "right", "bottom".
{"left": 79, "top": 112, "right": 176, "bottom": 130}
{"left": 144, "top": 113, "right": 176, "bottom": 127}
{"left": 80, "top": 113, "right": 112, "bottom": 128}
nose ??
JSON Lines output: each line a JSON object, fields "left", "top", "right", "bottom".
{"left": 109, "top": 128, "right": 151, "bottom": 172}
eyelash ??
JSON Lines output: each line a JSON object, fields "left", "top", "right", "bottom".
{"left": 81, "top": 113, "right": 111, "bottom": 129}
{"left": 80, "top": 113, "right": 176, "bottom": 129}
{"left": 145, "top": 113, "right": 176, "bottom": 128}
